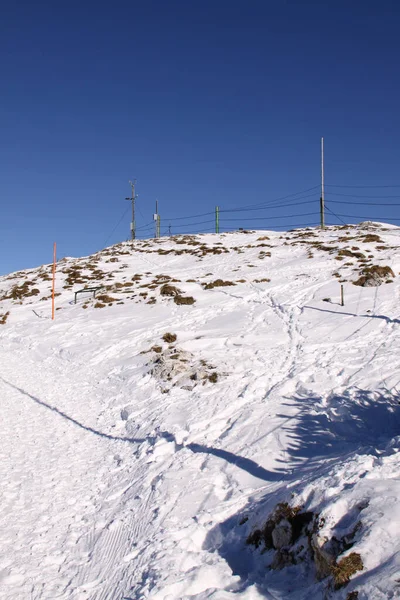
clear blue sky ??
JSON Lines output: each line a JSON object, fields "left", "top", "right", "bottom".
{"left": 1, "top": 0, "right": 400, "bottom": 274}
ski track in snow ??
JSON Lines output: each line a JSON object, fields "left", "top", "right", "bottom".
{"left": 1, "top": 226, "right": 400, "bottom": 599}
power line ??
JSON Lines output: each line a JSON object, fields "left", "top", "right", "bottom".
{"left": 326, "top": 183, "right": 400, "bottom": 189}
{"left": 163, "top": 219, "right": 215, "bottom": 229}
{"left": 222, "top": 221, "right": 320, "bottom": 230}
{"left": 222, "top": 211, "right": 320, "bottom": 222}
{"left": 223, "top": 186, "right": 320, "bottom": 213}
{"left": 326, "top": 199, "right": 400, "bottom": 206}
{"left": 219, "top": 196, "right": 318, "bottom": 213}
{"left": 326, "top": 192, "right": 400, "bottom": 199}
{"left": 162, "top": 211, "right": 214, "bottom": 221}
{"left": 102, "top": 206, "right": 130, "bottom": 248}
{"left": 325, "top": 204, "right": 347, "bottom": 226}
{"left": 327, "top": 212, "right": 400, "bottom": 222}
{"left": 136, "top": 221, "right": 155, "bottom": 231}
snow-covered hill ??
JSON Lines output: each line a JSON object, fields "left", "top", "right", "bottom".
{"left": 1, "top": 223, "right": 400, "bottom": 600}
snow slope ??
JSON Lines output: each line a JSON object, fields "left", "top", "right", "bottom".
{"left": 1, "top": 223, "right": 400, "bottom": 600}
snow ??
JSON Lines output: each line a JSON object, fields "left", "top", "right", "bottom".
{"left": 0, "top": 224, "right": 400, "bottom": 599}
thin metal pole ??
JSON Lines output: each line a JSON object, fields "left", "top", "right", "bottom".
{"left": 341, "top": 284, "right": 344, "bottom": 307}
{"left": 126, "top": 180, "right": 136, "bottom": 240}
{"left": 215, "top": 206, "right": 220, "bottom": 233}
{"left": 52, "top": 242, "right": 56, "bottom": 320}
{"left": 320, "top": 137, "right": 325, "bottom": 229}
{"left": 155, "top": 199, "right": 158, "bottom": 238}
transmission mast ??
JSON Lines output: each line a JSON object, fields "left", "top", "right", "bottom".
{"left": 320, "top": 138, "right": 325, "bottom": 229}
{"left": 154, "top": 199, "right": 160, "bottom": 238}
{"left": 125, "top": 180, "right": 137, "bottom": 240}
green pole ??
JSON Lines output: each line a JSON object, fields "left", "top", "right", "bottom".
{"left": 215, "top": 205, "right": 220, "bottom": 233}
{"left": 320, "top": 197, "right": 325, "bottom": 229}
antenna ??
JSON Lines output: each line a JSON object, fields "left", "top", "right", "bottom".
{"left": 320, "top": 138, "right": 325, "bottom": 229}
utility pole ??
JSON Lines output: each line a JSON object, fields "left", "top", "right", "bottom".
{"left": 125, "top": 180, "right": 137, "bottom": 240}
{"left": 320, "top": 137, "right": 325, "bottom": 229}
{"left": 215, "top": 205, "right": 220, "bottom": 234}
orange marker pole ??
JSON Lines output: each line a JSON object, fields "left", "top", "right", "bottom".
{"left": 52, "top": 242, "right": 56, "bottom": 320}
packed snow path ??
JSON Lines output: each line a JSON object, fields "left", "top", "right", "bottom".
{"left": 1, "top": 225, "right": 400, "bottom": 599}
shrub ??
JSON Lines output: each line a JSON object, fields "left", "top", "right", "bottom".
{"left": 208, "top": 372, "right": 218, "bottom": 383}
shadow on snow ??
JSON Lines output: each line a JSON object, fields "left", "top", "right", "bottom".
{"left": 1, "top": 377, "right": 281, "bottom": 483}
{"left": 203, "top": 387, "right": 400, "bottom": 598}
{"left": 5, "top": 375, "right": 400, "bottom": 597}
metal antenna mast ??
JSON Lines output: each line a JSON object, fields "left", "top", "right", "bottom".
{"left": 125, "top": 180, "right": 137, "bottom": 240}
{"left": 320, "top": 138, "right": 325, "bottom": 229}
{"left": 154, "top": 199, "right": 160, "bottom": 238}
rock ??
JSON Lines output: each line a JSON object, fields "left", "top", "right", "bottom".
{"left": 311, "top": 534, "right": 337, "bottom": 580}
{"left": 271, "top": 548, "right": 294, "bottom": 570}
{"left": 272, "top": 519, "right": 292, "bottom": 549}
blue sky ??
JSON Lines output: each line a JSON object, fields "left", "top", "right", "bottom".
{"left": 1, "top": 0, "right": 400, "bottom": 274}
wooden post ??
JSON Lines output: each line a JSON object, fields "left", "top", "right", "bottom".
{"left": 52, "top": 242, "right": 56, "bottom": 320}
{"left": 340, "top": 284, "right": 344, "bottom": 307}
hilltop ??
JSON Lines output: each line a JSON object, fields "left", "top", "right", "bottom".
{"left": 1, "top": 222, "right": 400, "bottom": 600}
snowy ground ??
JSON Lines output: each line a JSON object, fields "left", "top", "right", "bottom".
{"left": 1, "top": 223, "right": 400, "bottom": 599}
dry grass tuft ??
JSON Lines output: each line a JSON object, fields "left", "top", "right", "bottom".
{"left": 96, "top": 294, "right": 117, "bottom": 304}
{"left": 174, "top": 295, "right": 196, "bottom": 305}
{"left": 162, "top": 332, "right": 177, "bottom": 343}
{"left": 0, "top": 311, "right": 10, "bottom": 324}
{"left": 204, "top": 279, "right": 235, "bottom": 290}
{"left": 332, "top": 553, "right": 363, "bottom": 589}
{"left": 353, "top": 265, "right": 394, "bottom": 287}
{"left": 160, "top": 284, "right": 181, "bottom": 297}
{"left": 360, "top": 234, "right": 382, "bottom": 243}
{"left": 338, "top": 249, "right": 365, "bottom": 259}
